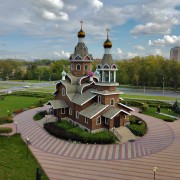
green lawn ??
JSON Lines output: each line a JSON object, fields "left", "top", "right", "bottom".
{"left": 0, "top": 96, "right": 39, "bottom": 117}
{"left": 121, "top": 94, "right": 180, "bottom": 101}
{"left": 0, "top": 134, "right": 48, "bottom": 180}
{"left": 143, "top": 107, "right": 177, "bottom": 121}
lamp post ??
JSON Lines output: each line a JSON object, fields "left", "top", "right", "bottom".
{"left": 26, "top": 138, "right": 30, "bottom": 157}
{"left": 154, "top": 166, "right": 158, "bottom": 180}
{"left": 14, "top": 122, "right": 17, "bottom": 134}
{"left": 162, "top": 78, "right": 165, "bottom": 96}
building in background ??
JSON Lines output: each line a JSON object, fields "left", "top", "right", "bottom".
{"left": 170, "top": 47, "right": 180, "bottom": 61}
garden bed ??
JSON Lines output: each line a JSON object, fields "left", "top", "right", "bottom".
{"left": 127, "top": 116, "right": 147, "bottom": 136}
{"left": 44, "top": 120, "right": 117, "bottom": 144}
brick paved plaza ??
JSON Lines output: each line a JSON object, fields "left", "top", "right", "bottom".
{"left": 13, "top": 106, "right": 180, "bottom": 180}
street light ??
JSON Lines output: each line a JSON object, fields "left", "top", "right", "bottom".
{"left": 26, "top": 138, "right": 30, "bottom": 157}
{"left": 162, "top": 78, "right": 165, "bottom": 96}
{"left": 154, "top": 166, "right": 158, "bottom": 180}
{"left": 14, "top": 122, "right": 18, "bottom": 134}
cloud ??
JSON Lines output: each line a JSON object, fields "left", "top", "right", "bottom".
{"left": 36, "top": 0, "right": 64, "bottom": 9}
{"left": 151, "top": 49, "right": 162, "bottom": 56}
{"left": 131, "top": 23, "right": 171, "bottom": 35}
{"left": 54, "top": 50, "right": 70, "bottom": 59}
{"left": 89, "top": 0, "right": 103, "bottom": 10}
{"left": 127, "top": 52, "right": 139, "bottom": 58}
{"left": 134, "top": 45, "right": 145, "bottom": 51}
{"left": 149, "top": 35, "right": 180, "bottom": 46}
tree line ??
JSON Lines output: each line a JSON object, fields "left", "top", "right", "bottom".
{"left": 0, "top": 56, "right": 179, "bottom": 90}
{"left": 115, "top": 56, "right": 180, "bottom": 91}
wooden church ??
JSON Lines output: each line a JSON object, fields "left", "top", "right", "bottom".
{"left": 48, "top": 21, "right": 133, "bottom": 133}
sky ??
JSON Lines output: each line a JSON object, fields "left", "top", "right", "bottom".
{"left": 0, "top": 0, "right": 180, "bottom": 61}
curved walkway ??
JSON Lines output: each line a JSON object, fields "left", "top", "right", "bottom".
{"left": 14, "top": 106, "right": 174, "bottom": 160}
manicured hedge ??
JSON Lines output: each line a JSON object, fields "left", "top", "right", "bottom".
{"left": 33, "top": 110, "right": 47, "bottom": 121}
{"left": 0, "top": 117, "right": 13, "bottom": 125}
{"left": 122, "top": 99, "right": 172, "bottom": 109}
{"left": 0, "top": 127, "right": 12, "bottom": 134}
{"left": 127, "top": 116, "right": 147, "bottom": 136}
{"left": 44, "top": 121, "right": 116, "bottom": 144}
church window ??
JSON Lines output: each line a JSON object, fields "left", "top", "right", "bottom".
{"left": 124, "top": 115, "right": 126, "bottom": 119}
{"left": 103, "top": 64, "right": 110, "bottom": 69}
{"left": 61, "top": 108, "right": 65, "bottom": 114}
{"left": 71, "top": 64, "right": 74, "bottom": 70}
{"left": 110, "top": 98, "right": 115, "bottom": 106}
{"left": 85, "top": 117, "right": 88, "bottom": 124}
{"left": 62, "top": 88, "right": 65, "bottom": 96}
{"left": 97, "top": 64, "right": 101, "bottom": 69}
{"left": 96, "top": 116, "right": 101, "bottom": 125}
{"left": 98, "top": 95, "right": 101, "bottom": 103}
{"left": 84, "top": 64, "right": 88, "bottom": 71}
{"left": 111, "top": 64, "right": 117, "bottom": 69}
{"left": 76, "top": 64, "right": 81, "bottom": 71}
{"left": 105, "top": 118, "right": 109, "bottom": 125}
{"left": 76, "top": 111, "right": 79, "bottom": 119}
{"left": 69, "top": 108, "right": 72, "bottom": 115}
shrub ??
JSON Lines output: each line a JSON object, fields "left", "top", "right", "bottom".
{"left": 44, "top": 121, "right": 116, "bottom": 144}
{"left": 141, "top": 103, "right": 149, "bottom": 111}
{"left": 0, "top": 117, "right": 13, "bottom": 125}
{"left": 33, "top": 110, "right": 47, "bottom": 121}
{"left": 0, "top": 127, "right": 13, "bottom": 134}
{"left": 127, "top": 116, "right": 147, "bottom": 136}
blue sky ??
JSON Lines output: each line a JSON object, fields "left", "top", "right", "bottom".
{"left": 0, "top": 0, "right": 179, "bottom": 60}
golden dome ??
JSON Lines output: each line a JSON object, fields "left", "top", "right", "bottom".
{"left": 78, "top": 29, "right": 85, "bottom": 38}
{"left": 103, "top": 38, "right": 112, "bottom": 48}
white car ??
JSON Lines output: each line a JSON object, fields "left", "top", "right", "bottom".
{"left": 23, "top": 85, "right": 30, "bottom": 88}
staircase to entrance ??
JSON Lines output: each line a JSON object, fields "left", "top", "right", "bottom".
{"left": 114, "top": 126, "right": 136, "bottom": 142}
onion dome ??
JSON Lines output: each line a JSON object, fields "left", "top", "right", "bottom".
{"left": 78, "top": 20, "right": 85, "bottom": 38}
{"left": 94, "top": 70, "right": 100, "bottom": 76}
{"left": 103, "top": 38, "right": 112, "bottom": 48}
{"left": 61, "top": 70, "right": 66, "bottom": 76}
{"left": 78, "top": 29, "right": 85, "bottom": 38}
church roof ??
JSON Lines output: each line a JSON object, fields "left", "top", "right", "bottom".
{"left": 47, "top": 100, "right": 68, "bottom": 109}
{"left": 102, "top": 107, "right": 121, "bottom": 119}
{"left": 101, "top": 54, "right": 113, "bottom": 65}
{"left": 70, "top": 43, "right": 93, "bottom": 61}
{"left": 91, "top": 89, "right": 122, "bottom": 95}
{"left": 79, "top": 103, "right": 109, "bottom": 119}
{"left": 71, "top": 89, "right": 96, "bottom": 105}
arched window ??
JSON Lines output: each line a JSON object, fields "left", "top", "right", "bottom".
{"left": 98, "top": 95, "right": 101, "bottom": 103}
{"left": 110, "top": 98, "right": 115, "bottom": 106}
{"left": 76, "top": 64, "right": 81, "bottom": 71}
{"left": 96, "top": 116, "right": 101, "bottom": 125}
{"left": 62, "top": 87, "right": 65, "bottom": 96}
{"left": 111, "top": 64, "right": 117, "bottom": 69}
{"left": 103, "top": 64, "right": 110, "bottom": 69}
{"left": 84, "top": 64, "right": 88, "bottom": 71}
{"left": 71, "top": 64, "right": 74, "bottom": 70}
{"left": 69, "top": 108, "right": 72, "bottom": 115}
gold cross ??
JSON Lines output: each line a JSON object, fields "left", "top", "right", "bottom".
{"left": 106, "top": 27, "right": 110, "bottom": 38}
{"left": 80, "top": 20, "right": 83, "bottom": 29}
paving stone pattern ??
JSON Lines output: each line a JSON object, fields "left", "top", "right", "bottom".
{"left": 13, "top": 106, "right": 180, "bottom": 179}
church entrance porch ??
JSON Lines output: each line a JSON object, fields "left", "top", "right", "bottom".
{"left": 114, "top": 117, "right": 120, "bottom": 128}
